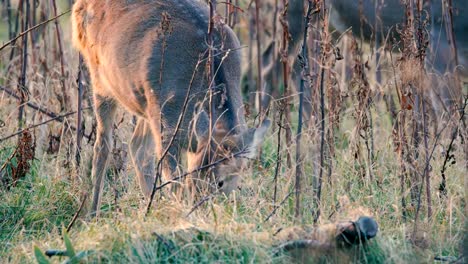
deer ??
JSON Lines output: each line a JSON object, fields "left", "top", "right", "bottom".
{"left": 71, "top": 0, "right": 271, "bottom": 217}
{"left": 329, "top": 0, "right": 467, "bottom": 109}
{"left": 259, "top": 0, "right": 466, "bottom": 121}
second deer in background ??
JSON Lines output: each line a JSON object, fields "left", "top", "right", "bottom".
{"left": 259, "top": 0, "right": 466, "bottom": 121}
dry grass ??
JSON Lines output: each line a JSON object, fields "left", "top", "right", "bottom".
{"left": 0, "top": 0, "right": 466, "bottom": 263}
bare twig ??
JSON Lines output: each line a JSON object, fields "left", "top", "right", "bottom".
{"left": 75, "top": 55, "right": 84, "bottom": 166}
{"left": 0, "top": 9, "right": 71, "bottom": 51}
{"left": 440, "top": 98, "right": 468, "bottom": 195}
{"left": 208, "top": 0, "right": 216, "bottom": 139}
{"left": 44, "top": 250, "right": 67, "bottom": 257}
{"left": 279, "top": 0, "right": 293, "bottom": 170}
{"left": 146, "top": 57, "right": 202, "bottom": 216}
{"left": 315, "top": 63, "right": 326, "bottom": 223}
{"left": 1, "top": 85, "right": 68, "bottom": 122}
{"left": 66, "top": 192, "right": 88, "bottom": 232}
{"left": 5, "top": 0, "right": 13, "bottom": 40}
{"left": 5, "top": 0, "right": 22, "bottom": 74}
{"left": 273, "top": 109, "right": 283, "bottom": 204}
{"left": 0, "top": 149, "right": 18, "bottom": 179}
{"left": 186, "top": 194, "right": 214, "bottom": 217}
{"left": 413, "top": 116, "right": 451, "bottom": 239}
{"left": 152, "top": 232, "right": 175, "bottom": 252}
{"left": 255, "top": 0, "right": 263, "bottom": 118}
{"left": 314, "top": 0, "right": 327, "bottom": 223}
{"left": 17, "top": 0, "right": 30, "bottom": 129}
{"left": 0, "top": 108, "right": 91, "bottom": 142}
{"left": 295, "top": 0, "right": 315, "bottom": 221}
{"left": 264, "top": 191, "right": 294, "bottom": 223}
{"left": 150, "top": 150, "right": 248, "bottom": 195}
{"left": 1, "top": 85, "right": 92, "bottom": 140}
{"left": 270, "top": 0, "right": 281, "bottom": 206}
{"left": 51, "top": 0, "right": 69, "bottom": 110}
{"left": 247, "top": 10, "right": 255, "bottom": 110}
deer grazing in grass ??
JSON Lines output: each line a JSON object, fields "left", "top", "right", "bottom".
{"left": 72, "top": 0, "right": 270, "bottom": 216}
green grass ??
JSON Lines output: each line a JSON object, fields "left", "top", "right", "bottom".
{"left": 0, "top": 156, "right": 77, "bottom": 261}
{"left": 0, "top": 81, "right": 464, "bottom": 262}
{"left": 0, "top": 120, "right": 464, "bottom": 263}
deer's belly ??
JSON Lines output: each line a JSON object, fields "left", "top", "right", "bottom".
{"left": 98, "top": 68, "right": 149, "bottom": 117}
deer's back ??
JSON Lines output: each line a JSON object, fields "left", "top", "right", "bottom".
{"left": 72, "top": 0, "right": 244, "bottom": 131}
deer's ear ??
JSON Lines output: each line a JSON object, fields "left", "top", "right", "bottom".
{"left": 241, "top": 119, "right": 271, "bottom": 159}
{"left": 191, "top": 109, "right": 234, "bottom": 152}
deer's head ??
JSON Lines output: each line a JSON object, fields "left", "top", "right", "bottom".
{"left": 188, "top": 111, "right": 270, "bottom": 195}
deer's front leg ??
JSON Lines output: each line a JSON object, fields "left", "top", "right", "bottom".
{"left": 90, "top": 95, "right": 117, "bottom": 217}
{"left": 129, "top": 118, "right": 156, "bottom": 199}
{"left": 143, "top": 115, "right": 184, "bottom": 199}
{"left": 159, "top": 137, "right": 183, "bottom": 193}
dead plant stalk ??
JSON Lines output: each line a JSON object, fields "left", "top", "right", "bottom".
{"left": 295, "top": 0, "right": 315, "bottom": 221}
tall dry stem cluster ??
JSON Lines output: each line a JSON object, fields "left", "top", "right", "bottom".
{"left": 391, "top": 0, "right": 433, "bottom": 231}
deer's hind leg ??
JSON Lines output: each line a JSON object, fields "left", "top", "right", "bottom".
{"left": 90, "top": 95, "right": 117, "bottom": 217}
{"left": 129, "top": 118, "right": 156, "bottom": 199}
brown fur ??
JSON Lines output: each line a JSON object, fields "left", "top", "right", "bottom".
{"left": 275, "top": 197, "right": 378, "bottom": 261}
{"left": 71, "top": 0, "right": 270, "bottom": 216}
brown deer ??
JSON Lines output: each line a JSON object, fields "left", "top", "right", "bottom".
{"left": 72, "top": 0, "right": 270, "bottom": 216}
